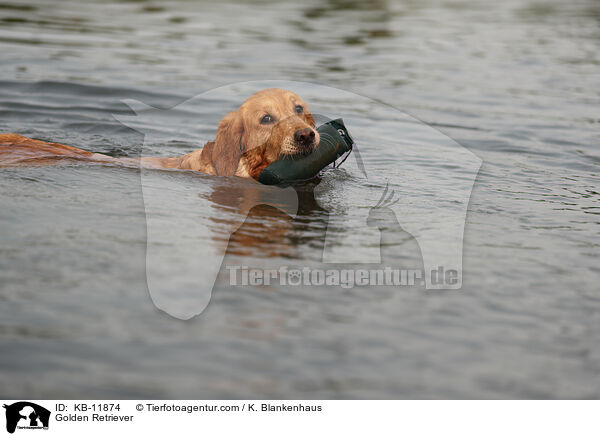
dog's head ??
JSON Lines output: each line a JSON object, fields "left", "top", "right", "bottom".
{"left": 211, "top": 88, "right": 319, "bottom": 176}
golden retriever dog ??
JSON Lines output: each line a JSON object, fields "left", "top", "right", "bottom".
{"left": 0, "top": 88, "right": 320, "bottom": 179}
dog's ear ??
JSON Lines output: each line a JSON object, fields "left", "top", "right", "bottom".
{"left": 212, "top": 111, "right": 245, "bottom": 176}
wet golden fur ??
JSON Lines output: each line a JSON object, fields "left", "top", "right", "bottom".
{"left": 0, "top": 88, "right": 319, "bottom": 179}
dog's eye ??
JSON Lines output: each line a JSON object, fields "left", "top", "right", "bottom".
{"left": 295, "top": 105, "right": 303, "bottom": 114}
{"left": 260, "top": 114, "right": 273, "bottom": 124}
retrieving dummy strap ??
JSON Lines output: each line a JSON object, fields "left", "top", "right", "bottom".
{"left": 257, "top": 118, "right": 354, "bottom": 185}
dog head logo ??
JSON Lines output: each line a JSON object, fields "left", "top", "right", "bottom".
{"left": 117, "top": 80, "right": 481, "bottom": 319}
{"left": 3, "top": 402, "right": 50, "bottom": 434}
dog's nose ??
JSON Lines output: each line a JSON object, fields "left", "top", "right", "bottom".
{"left": 294, "top": 128, "right": 315, "bottom": 145}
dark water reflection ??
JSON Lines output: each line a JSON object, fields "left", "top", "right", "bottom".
{"left": 206, "top": 182, "right": 328, "bottom": 259}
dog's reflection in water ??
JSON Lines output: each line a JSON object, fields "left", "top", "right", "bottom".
{"left": 204, "top": 179, "right": 328, "bottom": 260}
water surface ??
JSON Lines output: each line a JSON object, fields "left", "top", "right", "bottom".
{"left": 0, "top": 0, "right": 599, "bottom": 398}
